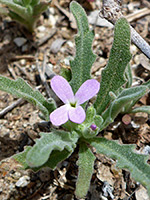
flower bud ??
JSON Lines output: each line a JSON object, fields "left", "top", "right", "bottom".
{"left": 90, "top": 124, "right": 97, "bottom": 130}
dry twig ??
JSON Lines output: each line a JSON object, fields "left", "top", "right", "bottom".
{"left": 100, "top": 0, "right": 150, "bottom": 59}
{"left": 0, "top": 98, "right": 25, "bottom": 118}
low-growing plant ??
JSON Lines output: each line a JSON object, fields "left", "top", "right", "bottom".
{"left": 0, "top": 0, "right": 51, "bottom": 32}
{"left": 0, "top": 1, "right": 150, "bottom": 198}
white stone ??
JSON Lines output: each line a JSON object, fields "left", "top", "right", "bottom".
{"left": 37, "top": 25, "right": 46, "bottom": 32}
{"left": 16, "top": 176, "right": 30, "bottom": 187}
{"left": 67, "top": 41, "right": 74, "bottom": 48}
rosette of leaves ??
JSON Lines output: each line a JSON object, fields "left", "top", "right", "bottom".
{"left": 0, "top": 0, "right": 51, "bottom": 32}
{"left": 0, "top": 1, "right": 150, "bottom": 198}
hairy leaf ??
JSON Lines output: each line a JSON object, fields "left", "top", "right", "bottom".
{"left": 0, "top": 0, "right": 50, "bottom": 31}
{"left": 22, "top": 0, "right": 32, "bottom": 6}
{"left": 128, "top": 80, "right": 150, "bottom": 109}
{"left": 0, "top": 0, "right": 28, "bottom": 19}
{"left": 100, "top": 85, "right": 149, "bottom": 131}
{"left": 125, "top": 64, "right": 132, "bottom": 88}
{"left": 0, "top": 76, "right": 56, "bottom": 121}
{"left": 130, "top": 106, "right": 150, "bottom": 114}
{"left": 88, "top": 138, "right": 150, "bottom": 197}
{"left": 69, "top": 1, "right": 96, "bottom": 93}
{"left": 75, "top": 142, "right": 95, "bottom": 198}
{"left": 94, "top": 18, "right": 132, "bottom": 114}
{"left": 13, "top": 147, "right": 71, "bottom": 170}
{"left": 26, "top": 131, "right": 79, "bottom": 168}
{"left": 13, "top": 146, "right": 32, "bottom": 169}
{"left": 143, "top": 79, "right": 150, "bottom": 89}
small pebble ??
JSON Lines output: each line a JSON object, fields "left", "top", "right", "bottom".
{"left": 15, "top": 176, "right": 30, "bottom": 187}
{"left": 49, "top": 7, "right": 55, "bottom": 15}
{"left": 122, "top": 114, "right": 131, "bottom": 125}
{"left": 20, "top": 59, "right": 26, "bottom": 66}
{"left": 12, "top": 172, "right": 21, "bottom": 180}
{"left": 49, "top": 14, "right": 56, "bottom": 27}
{"left": 38, "top": 167, "right": 51, "bottom": 182}
{"left": 22, "top": 44, "right": 28, "bottom": 52}
{"left": 37, "top": 25, "right": 46, "bottom": 32}
{"left": 50, "top": 38, "right": 66, "bottom": 54}
{"left": 13, "top": 37, "right": 27, "bottom": 47}
{"left": 67, "top": 41, "right": 74, "bottom": 48}
{"left": 3, "top": 34, "right": 11, "bottom": 45}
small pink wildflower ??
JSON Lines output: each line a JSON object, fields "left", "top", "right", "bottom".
{"left": 50, "top": 75, "right": 100, "bottom": 126}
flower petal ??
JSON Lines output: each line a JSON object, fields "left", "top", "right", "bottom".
{"left": 75, "top": 79, "right": 100, "bottom": 105}
{"left": 68, "top": 106, "right": 86, "bottom": 124}
{"left": 51, "top": 75, "right": 74, "bottom": 103}
{"left": 50, "top": 105, "right": 69, "bottom": 126}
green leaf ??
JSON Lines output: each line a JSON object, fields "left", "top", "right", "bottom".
{"left": 125, "top": 64, "right": 132, "bottom": 88}
{"left": 26, "top": 131, "right": 79, "bottom": 168}
{"left": 88, "top": 138, "right": 150, "bottom": 197}
{"left": 130, "top": 106, "right": 150, "bottom": 114}
{"left": 94, "top": 18, "right": 132, "bottom": 114}
{"left": 75, "top": 142, "right": 95, "bottom": 198}
{"left": 13, "top": 146, "right": 32, "bottom": 169}
{"left": 0, "top": 0, "right": 28, "bottom": 19}
{"left": 0, "top": 0, "right": 50, "bottom": 32}
{"left": 127, "top": 80, "right": 150, "bottom": 110}
{"left": 0, "top": 76, "right": 56, "bottom": 121}
{"left": 22, "top": 0, "right": 32, "bottom": 6}
{"left": 30, "top": 0, "right": 40, "bottom": 6}
{"left": 44, "top": 149, "right": 71, "bottom": 170}
{"left": 69, "top": 1, "right": 96, "bottom": 93}
{"left": 60, "top": 67, "right": 72, "bottom": 82}
{"left": 13, "top": 147, "right": 71, "bottom": 170}
{"left": 33, "top": 1, "right": 50, "bottom": 17}
{"left": 143, "top": 79, "right": 150, "bottom": 89}
{"left": 100, "top": 85, "right": 148, "bottom": 131}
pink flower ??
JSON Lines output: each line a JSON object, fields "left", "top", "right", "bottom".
{"left": 50, "top": 75, "right": 100, "bottom": 126}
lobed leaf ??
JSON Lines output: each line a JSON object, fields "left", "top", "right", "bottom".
{"left": 69, "top": 1, "right": 96, "bottom": 93}
{"left": 100, "top": 85, "right": 149, "bottom": 130}
{"left": 26, "top": 131, "right": 79, "bottom": 168}
{"left": 0, "top": 76, "right": 56, "bottom": 121}
{"left": 13, "top": 146, "right": 71, "bottom": 170}
{"left": 88, "top": 138, "right": 150, "bottom": 197}
{"left": 94, "top": 18, "right": 132, "bottom": 114}
{"left": 75, "top": 142, "right": 95, "bottom": 198}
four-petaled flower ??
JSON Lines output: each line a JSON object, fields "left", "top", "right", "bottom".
{"left": 50, "top": 75, "right": 100, "bottom": 126}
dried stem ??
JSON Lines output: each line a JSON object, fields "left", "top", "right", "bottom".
{"left": 100, "top": 0, "right": 150, "bottom": 59}
{"left": 0, "top": 98, "right": 24, "bottom": 118}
